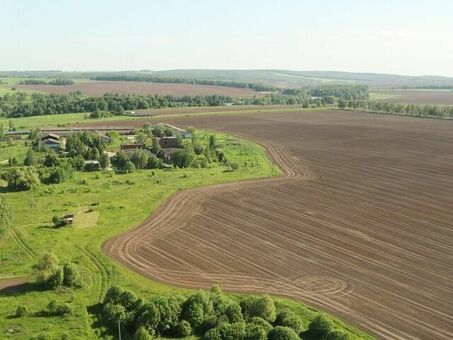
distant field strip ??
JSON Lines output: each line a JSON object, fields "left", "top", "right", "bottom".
{"left": 103, "top": 110, "right": 453, "bottom": 339}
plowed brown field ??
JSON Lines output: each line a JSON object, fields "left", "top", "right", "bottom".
{"left": 102, "top": 110, "right": 453, "bottom": 339}
{"left": 16, "top": 81, "right": 264, "bottom": 97}
{"left": 374, "top": 89, "right": 453, "bottom": 105}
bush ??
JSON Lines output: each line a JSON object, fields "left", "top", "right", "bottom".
{"left": 131, "top": 149, "right": 150, "bottom": 169}
{"left": 230, "top": 163, "right": 239, "bottom": 171}
{"left": 307, "top": 314, "right": 334, "bottom": 338}
{"left": 63, "top": 263, "right": 84, "bottom": 288}
{"left": 147, "top": 156, "right": 163, "bottom": 169}
{"left": 15, "top": 305, "right": 29, "bottom": 317}
{"left": 47, "top": 301, "right": 72, "bottom": 316}
{"left": 175, "top": 320, "right": 192, "bottom": 337}
{"left": 268, "top": 326, "right": 300, "bottom": 340}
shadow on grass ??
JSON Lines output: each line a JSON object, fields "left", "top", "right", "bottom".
{"left": 0, "top": 281, "right": 46, "bottom": 296}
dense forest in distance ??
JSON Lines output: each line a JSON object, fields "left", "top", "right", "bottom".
{"left": 2, "top": 70, "right": 453, "bottom": 89}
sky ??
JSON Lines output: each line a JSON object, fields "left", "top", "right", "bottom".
{"left": 1, "top": 0, "right": 453, "bottom": 76}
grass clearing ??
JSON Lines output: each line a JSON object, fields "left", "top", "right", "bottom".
{"left": 0, "top": 131, "right": 284, "bottom": 339}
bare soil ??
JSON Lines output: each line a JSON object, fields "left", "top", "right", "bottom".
{"left": 15, "top": 81, "right": 265, "bottom": 97}
{"left": 101, "top": 110, "right": 453, "bottom": 339}
{"left": 374, "top": 89, "right": 453, "bottom": 105}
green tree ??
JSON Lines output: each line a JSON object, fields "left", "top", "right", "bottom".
{"left": 133, "top": 326, "right": 154, "bottom": 340}
{"left": 150, "top": 295, "right": 181, "bottom": 335}
{"left": 326, "top": 329, "right": 350, "bottom": 340}
{"left": 43, "top": 151, "right": 60, "bottom": 167}
{"left": 307, "top": 314, "right": 333, "bottom": 338}
{"left": 209, "top": 135, "right": 217, "bottom": 149}
{"left": 175, "top": 320, "right": 192, "bottom": 337}
{"left": 63, "top": 263, "right": 84, "bottom": 288}
{"left": 47, "top": 267, "right": 64, "bottom": 289}
{"left": 32, "top": 253, "right": 61, "bottom": 286}
{"left": 24, "top": 149, "right": 36, "bottom": 166}
{"left": 130, "top": 149, "right": 150, "bottom": 169}
{"left": 102, "top": 303, "right": 127, "bottom": 328}
{"left": 240, "top": 296, "right": 276, "bottom": 323}
{"left": 99, "top": 153, "right": 110, "bottom": 170}
{"left": 268, "top": 326, "right": 299, "bottom": 340}
{"left": 136, "top": 132, "right": 147, "bottom": 145}
{"left": 1, "top": 167, "right": 41, "bottom": 191}
{"left": 136, "top": 302, "right": 161, "bottom": 333}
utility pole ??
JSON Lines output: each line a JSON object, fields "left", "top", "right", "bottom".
{"left": 118, "top": 320, "right": 121, "bottom": 340}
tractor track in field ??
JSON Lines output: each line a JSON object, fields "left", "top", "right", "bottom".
{"left": 77, "top": 246, "right": 109, "bottom": 302}
{"left": 102, "top": 110, "right": 453, "bottom": 339}
{"left": 7, "top": 224, "right": 35, "bottom": 258}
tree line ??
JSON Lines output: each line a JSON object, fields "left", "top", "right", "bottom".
{"left": 97, "top": 285, "right": 351, "bottom": 339}
{"left": 283, "top": 85, "right": 369, "bottom": 101}
{"left": 92, "top": 75, "right": 277, "bottom": 92}
{"left": 0, "top": 92, "right": 314, "bottom": 118}
{"left": 18, "top": 78, "right": 75, "bottom": 86}
{"left": 338, "top": 100, "right": 453, "bottom": 119}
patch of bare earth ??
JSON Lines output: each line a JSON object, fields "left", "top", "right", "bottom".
{"left": 375, "top": 90, "right": 453, "bottom": 105}
{"left": 101, "top": 110, "right": 453, "bottom": 339}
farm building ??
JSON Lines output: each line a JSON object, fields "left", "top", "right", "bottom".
{"left": 160, "top": 136, "right": 179, "bottom": 148}
{"left": 120, "top": 143, "right": 146, "bottom": 150}
{"left": 41, "top": 133, "right": 65, "bottom": 150}
{"left": 162, "top": 123, "right": 192, "bottom": 139}
{"left": 84, "top": 160, "right": 100, "bottom": 171}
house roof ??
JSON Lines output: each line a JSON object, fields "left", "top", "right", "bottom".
{"left": 42, "top": 138, "right": 61, "bottom": 144}
{"left": 120, "top": 143, "right": 145, "bottom": 149}
{"left": 42, "top": 133, "right": 60, "bottom": 140}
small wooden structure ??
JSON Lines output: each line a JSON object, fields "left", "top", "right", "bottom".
{"left": 62, "top": 214, "right": 74, "bottom": 224}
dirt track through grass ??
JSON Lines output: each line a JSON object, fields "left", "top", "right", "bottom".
{"left": 102, "top": 110, "right": 453, "bottom": 339}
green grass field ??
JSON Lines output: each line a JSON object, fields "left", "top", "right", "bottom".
{"left": 0, "top": 113, "right": 141, "bottom": 131}
{"left": 0, "top": 114, "right": 371, "bottom": 339}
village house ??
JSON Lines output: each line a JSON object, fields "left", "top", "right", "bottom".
{"left": 84, "top": 160, "right": 100, "bottom": 171}
{"left": 41, "top": 133, "right": 65, "bottom": 150}
{"left": 120, "top": 143, "right": 146, "bottom": 150}
{"left": 159, "top": 136, "right": 179, "bottom": 148}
